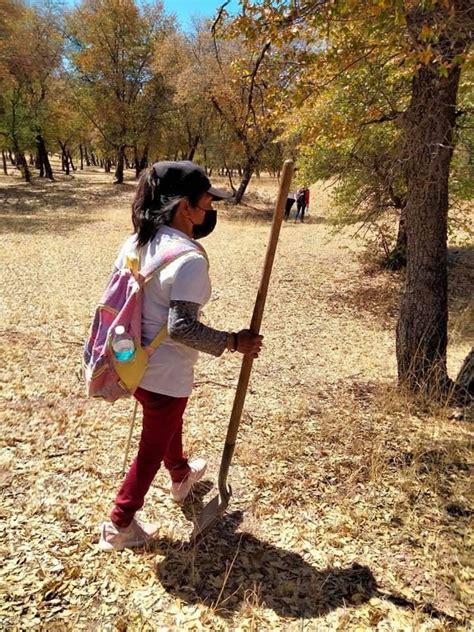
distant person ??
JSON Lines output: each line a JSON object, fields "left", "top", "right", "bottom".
{"left": 295, "top": 187, "right": 309, "bottom": 222}
{"left": 284, "top": 191, "right": 296, "bottom": 221}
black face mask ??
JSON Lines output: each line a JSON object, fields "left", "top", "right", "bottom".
{"left": 193, "top": 210, "right": 217, "bottom": 240}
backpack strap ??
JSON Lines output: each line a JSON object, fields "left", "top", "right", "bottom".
{"left": 124, "top": 252, "right": 140, "bottom": 280}
{"left": 138, "top": 245, "right": 209, "bottom": 352}
{"left": 147, "top": 324, "right": 168, "bottom": 351}
{"left": 142, "top": 249, "right": 207, "bottom": 284}
{"left": 141, "top": 241, "right": 209, "bottom": 281}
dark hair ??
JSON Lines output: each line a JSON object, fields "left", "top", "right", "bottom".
{"left": 131, "top": 167, "right": 201, "bottom": 246}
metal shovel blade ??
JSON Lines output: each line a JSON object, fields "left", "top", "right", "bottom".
{"left": 190, "top": 486, "right": 232, "bottom": 542}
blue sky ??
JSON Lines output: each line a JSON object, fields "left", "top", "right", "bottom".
{"left": 60, "top": 0, "right": 241, "bottom": 31}
{"left": 165, "top": 0, "right": 240, "bottom": 30}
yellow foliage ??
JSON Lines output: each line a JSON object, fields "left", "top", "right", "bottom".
{"left": 418, "top": 45, "right": 434, "bottom": 65}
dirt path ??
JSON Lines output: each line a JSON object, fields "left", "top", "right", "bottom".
{"left": 1, "top": 168, "right": 472, "bottom": 630}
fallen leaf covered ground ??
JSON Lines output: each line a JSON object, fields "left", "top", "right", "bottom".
{"left": 0, "top": 165, "right": 472, "bottom": 631}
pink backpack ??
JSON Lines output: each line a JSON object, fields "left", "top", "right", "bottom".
{"left": 83, "top": 241, "right": 201, "bottom": 402}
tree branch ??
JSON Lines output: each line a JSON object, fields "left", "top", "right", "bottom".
{"left": 243, "top": 41, "right": 271, "bottom": 130}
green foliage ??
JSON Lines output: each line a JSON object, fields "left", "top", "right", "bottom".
{"left": 0, "top": 88, "right": 37, "bottom": 151}
{"left": 451, "top": 76, "right": 474, "bottom": 203}
{"left": 451, "top": 144, "right": 474, "bottom": 201}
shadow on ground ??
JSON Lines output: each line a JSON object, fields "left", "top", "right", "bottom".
{"left": 386, "top": 440, "right": 473, "bottom": 518}
{"left": 0, "top": 212, "right": 102, "bottom": 235}
{"left": 149, "top": 496, "right": 376, "bottom": 618}
{"left": 0, "top": 176, "right": 136, "bottom": 235}
{"left": 142, "top": 487, "right": 467, "bottom": 626}
{"left": 324, "top": 245, "right": 473, "bottom": 337}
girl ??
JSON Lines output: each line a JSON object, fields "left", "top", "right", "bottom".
{"left": 100, "top": 161, "right": 263, "bottom": 551}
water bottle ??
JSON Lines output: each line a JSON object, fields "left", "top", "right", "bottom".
{"left": 111, "top": 325, "right": 135, "bottom": 362}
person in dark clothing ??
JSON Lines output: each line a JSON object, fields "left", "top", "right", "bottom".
{"left": 295, "top": 187, "right": 309, "bottom": 222}
{"left": 284, "top": 191, "right": 296, "bottom": 220}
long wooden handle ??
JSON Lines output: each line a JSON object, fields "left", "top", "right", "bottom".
{"left": 224, "top": 160, "right": 294, "bottom": 448}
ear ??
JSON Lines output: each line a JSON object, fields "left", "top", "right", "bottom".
{"left": 175, "top": 198, "right": 193, "bottom": 222}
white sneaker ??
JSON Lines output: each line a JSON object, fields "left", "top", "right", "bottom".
{"left": 99, "top": 518, "right": 158, "bottom": 551}
{"left": 170, "top": 458, "right": 207, "bottom": 503}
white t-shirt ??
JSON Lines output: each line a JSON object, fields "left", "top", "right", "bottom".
{"left": 114, "top": 226, "right": 211, "bottom": 397}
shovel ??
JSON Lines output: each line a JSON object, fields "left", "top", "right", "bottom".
{"left": 191, "top": 159, "right": 294, "bottom": 541}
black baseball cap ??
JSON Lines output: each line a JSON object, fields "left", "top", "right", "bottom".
{"left": 152, "top": 160, "right": 232, "bottom": 201}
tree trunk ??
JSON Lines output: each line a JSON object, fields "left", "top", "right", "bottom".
{"left": 68, "top": 150, "right": 76, "bottom": 172}
{"left": 223, "top": 156, "right": 236, "bottom": 194}
{"left": 134, "top": 145, "right": 139, "bottom": 178}
{"left": 35, "top": 150, "right": 42, "bottom": 173}
{"left": 455, "top": 349, "right": 473, "bottom": 399}
{"left": 8, "top": 149, "right": 15, "bottom": 165}
{"left": 84, "top": 144, "right": 90, "bottom": 167}
{"left": 386, "top": 203, "right": 407, "bottom": 270}
{"left": 2, "top": 150, "right": 8, "bottom": 175}
{"left": 58, "top": 142, "right": 70, "bottom": 175}
{"left": 79, "top": 144, "right": 84, "bottom": 170}
{"left": 139, "top": 146, "right": 148, "bottom": 174}
{"left": 15, "top": 150, "right": 30, "bottom": 182}
{"left": 234, "top": 158, "right": 254, "bottom": 203}
{"left": 186, "top": 135, "right": 200, "bottom": 161}
{"left": 396, "top": 63, "right": 461, "bottom": 394}
{"left": 114, "top": 144, "right": 125, "bottom": 184}
{"left": 394, "top": 205, "right": 407, "bottom": 263}
{"left": 135, "top": 144, "right": 149, "bottom": 178}
{"left": 35, "top": 134, "right": 53, "bottom": 180}
{"left": 11, "top": 108, "right": 30, "bottom": 181}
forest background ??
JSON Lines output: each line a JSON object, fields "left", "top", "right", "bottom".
{"left": 0, "top": 0, "right": 473, "bottom": 629}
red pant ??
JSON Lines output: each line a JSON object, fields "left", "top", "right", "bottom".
{"left": 111, "top": 387, "right": 190, "bottom": 528}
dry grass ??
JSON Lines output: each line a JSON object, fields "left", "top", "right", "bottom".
{"left": 0, "top": 162, "right": 473, "bottom": 630}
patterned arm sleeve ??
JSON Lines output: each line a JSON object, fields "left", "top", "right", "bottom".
{"left": 168, "top": 300, "right": 228, "bottom": 357}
